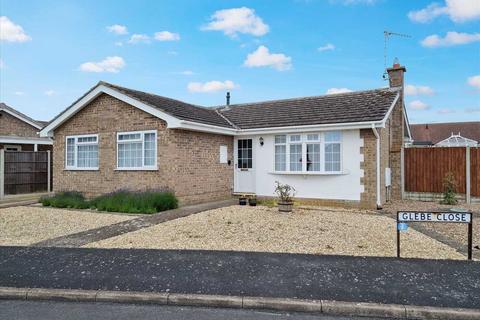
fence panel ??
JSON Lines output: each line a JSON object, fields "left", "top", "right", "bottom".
{"left": 4, "top": 151, "right": 51, "bottom": 195}
{"left": 405, "top": 147, "right": 479, "bottom": 197}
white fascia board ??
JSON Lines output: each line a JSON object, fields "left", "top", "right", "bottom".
{"left": 235, "top": 120, "right": 383, "bottom": 136}
{"left": 403, "top": 107, "right": 412, "bottom": 140}
{"left": 39, "top": 85, "right": 183, "bottom": 137}
{"left": 0, "top": 107, "right": 43, "bottom": 130}
{"left": 0, "top": 136, "right": 53, "bottom": 145}
{"left": 173, "top": 120, "right": 237, "bottom": 136}
{"left": 379, "top": 92, "right": 400, "bottom": 128}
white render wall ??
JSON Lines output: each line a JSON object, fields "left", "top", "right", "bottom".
{"left": 234, "top": 129, "right": 364, "bottom": 201}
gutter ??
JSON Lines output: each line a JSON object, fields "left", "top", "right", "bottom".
{"left": 371, "top": 124, "right": 381, "bottom": 209}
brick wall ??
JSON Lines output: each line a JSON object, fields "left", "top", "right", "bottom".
{"left": 53, "top": 94, "right": 234, "bottom": 205}
{"left": 360, "top": 129, "right": 377, "bottom": 208}
{"left": 0, "top": 111, "right": 39, "bottom": 137}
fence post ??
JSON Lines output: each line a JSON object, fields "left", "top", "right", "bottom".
{"left": 47, "top": 150, "right": 51, "bottom": 193}
{"left": 466, "top": 146, "right": 471, "bottom": 204}
{"left": 0, "top": 149, "right": 4, "bottom": 199}
{"left": 401, "top": 147, "right": 405, "bottom": 199}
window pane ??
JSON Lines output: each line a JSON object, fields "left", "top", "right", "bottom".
{"left": 275, "top": 145, "right": 286, "bottom": 171}
{"left": 325, "top": 142, "right": 341, "bottom": 172}
{"left": 307, "top": 134, "right": 319, "bottom": 141}
{"left": 275, "top": 135, "right": 286, "bottom": 144}
{"left": 118, "top": 141, "right": 142, "bottom": 168}
{"left": 290, "top": 135, "right": 301, "bottom": 142}
{"left": 325, "top": 131, "right": 341, "bottom": 142}
{"left": 77, "top": 144, "right": 98, "bottom": 168}
{"left": 144, "top": 133, "right": 156, "bottom": 166}
{"left": 307, "top": 143, "right": 320, "bottom": 172}
{"left": 289, "top": 144, "right": 302, "bottom": 171}
{"left": 237, "top": 139, "right": 252, "bottom": 169}
{"left": 66, "top": 138, "right": 75, "bottom": 167}
{"left": 119, "top": 133, "right": 141, "bottom": 141}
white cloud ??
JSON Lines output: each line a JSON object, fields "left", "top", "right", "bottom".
{"left": 107, "top": 24, "right": 128, "bottom": 35}
{"left": 44, "top": 90, "right": 56, "bottom": 96}
{"left": 408, "top": 100, "right": 430, "bottom": 110}
{"left": 188, "top": 80, "right": 238, "bottom": 93}
{"left": 467, "top": 75, "right": 480, "bottom": 90}
{"left": 437, "top": 108, "right": 455, "bottom": 114}
{"left": 13, "top": 91, "right": 25, "bottom": 96}
{"left": 114, "top": 41, "right": 123, "bottom": 46}
{"left": 128, "top": 34, "right": 150, "bottom": 44}
{"left": 0, "top": 16, "right": 31, "bottom": 42}
{"left": 326, "top": 88, "right": 353, "bottom": 94}
{"left": 318, "top": 43, "right": 335, "bottom": 52}
{"left": 79, "top": 56, "right": 126, "bottom": 73}
{"left": 409, "top": 0, "right": 480, "bottom": 23}
{"left": 154, "top": 31, "right": 180, "bottom": 41}
{"left": 405, "top": 85, "right": 434, "bottom": 96}
{"left": 202, "top": 7, "right": 269, "bottom": 37}
{"left": 244, "top": 46, "right": 292, "bottom": 71}
{"left": 421, "top": 32, "right": 480, "bottom": 47}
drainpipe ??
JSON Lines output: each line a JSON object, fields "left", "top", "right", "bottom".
{"left": 371, "top": 124, "right": 381, "bottom": 209}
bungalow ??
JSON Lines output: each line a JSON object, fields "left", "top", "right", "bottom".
{"left": 0, "top": 103, "right": 52, "bottom": 151}
{"left": 40, "top": 62, "right": 411, "bottom": 209}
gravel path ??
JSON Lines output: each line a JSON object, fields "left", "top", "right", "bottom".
{"left": 86, "top": 205, "right": 464, "bottom": 260}
{"left": 0, "top": 206, "right": 133, "bottom": 246}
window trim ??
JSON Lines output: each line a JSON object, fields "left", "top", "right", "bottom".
{"left": 65, "top": 134, "right": 99, "bottom": 171}
{"left": 274, "top": 132, "right": 342, "bottom": 174}
{"left": 116, "top": 130, "right": 158, "bottom": 171}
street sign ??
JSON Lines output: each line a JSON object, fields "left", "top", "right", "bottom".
{"left": 396, "top": 210, "right": 473, "bottom": 260}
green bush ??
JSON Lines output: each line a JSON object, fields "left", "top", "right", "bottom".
{"left": 441, "top": 172, "right": 458, "bottom": 205}
{"left": 41, "top": 190, "right": 178, "bottom": 214}
{"left": 40, "top": 191, "right": 90, "bottom": 209}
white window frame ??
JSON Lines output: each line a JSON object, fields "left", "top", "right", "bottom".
{"left": 116, "top": 130, "right": 157, "bottom": 171}
{"left": 273, "top": 131, "right": 343, "bottom": 174}
{"left": 65, "top": 134, "right": 99, "bottom": 170}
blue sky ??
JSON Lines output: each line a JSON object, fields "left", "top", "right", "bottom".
{"left": 1, "top": 0, "right": 479, "bottom": 124}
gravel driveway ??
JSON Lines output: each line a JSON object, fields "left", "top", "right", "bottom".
{"left": 0, "top": 206, "right": 133, "bottom": 246}
{"left": 85, "top": 205, "right": 464, "bottom": 260}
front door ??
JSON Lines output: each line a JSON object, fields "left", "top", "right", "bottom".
{"left": 235, "top": 139, "right": 255, "bottom": 193}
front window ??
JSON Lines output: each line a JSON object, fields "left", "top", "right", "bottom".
{"left": 65, "top": 134, "right": 99, "bottom": 170}
{"left": 273, "top": 131, "right": 342, "bottom": 173}
{"left": 117, "top": 130, "right": 157, "bottom": 169}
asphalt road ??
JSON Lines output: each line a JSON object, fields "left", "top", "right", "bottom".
{"left": 0, "top": 300, "right": 395, "bottom": 320}
{"left": 0, "top": 246, "right": 479, "bottom": 309}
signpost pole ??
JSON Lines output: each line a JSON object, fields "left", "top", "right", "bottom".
{"left": 396, "top": 212, "right": 400, "bottom": 258}
{"left": 468, "top": 219, "right": 473, "bottom": 260}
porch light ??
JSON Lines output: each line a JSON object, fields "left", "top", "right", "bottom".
{"left": 259, "top": 137, "right": 264, "bottom": 146}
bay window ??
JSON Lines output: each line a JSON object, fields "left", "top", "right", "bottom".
{"left": 117, "top": 130, "right": 157, "bottom": 170}
{"left": 274, "top": 131, "right": 342, "bottom": 173}
{"left": 65, "top": 134, "right": 99, "bottom": 170}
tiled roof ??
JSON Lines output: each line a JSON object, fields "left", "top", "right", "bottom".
{"left": 411, "top": 122, "right": 480, "bottom": 145}
{"left": 217, "top": 88, "right": 400, "bottom": 129}
{"left": 0, "top": 102, "right": 47, "bottom": 129}
{"left": 101, "top": 82, "right": 233, "bottom": 128}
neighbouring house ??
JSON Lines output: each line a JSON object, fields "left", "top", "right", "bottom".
{"left": 410, "top": 122, "right": 480, "bottom": 147}
{"left": 40, "top": 62, "right": 411, "bottom": 208}
{"left": 0, "top": 103, "right": 52, "bottom": 151}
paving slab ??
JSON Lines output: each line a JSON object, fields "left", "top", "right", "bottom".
{"left": 0, "top": 247, "right": 478, "bottom": 309}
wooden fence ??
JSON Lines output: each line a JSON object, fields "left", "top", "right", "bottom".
{"left": 405, "top": 147, "right": 480, "bottom": 198}
{"left": 0, "top": 150, "right": 52, "bottom": 196}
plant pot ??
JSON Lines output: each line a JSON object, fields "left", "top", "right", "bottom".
{"left": 248, "top": 198, "right": 257, "bottom": 206}
{"left": 278, "top": 201, "right": 293, "bottom": 213}
{"left": 239, "top": 197, "right": 247, "bottom": 206}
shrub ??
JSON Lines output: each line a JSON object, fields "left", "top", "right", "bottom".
{"left": 40, "top": 191, "right": 90, "bottom": 209}
{"left": 441, "top": 172, "right": 458, "bottom": 205}
{"left": 274, "top": 181, "right": 296, "bottom": 203}
{"left": 90, "top": 190, "right": 178, "bottom": 214}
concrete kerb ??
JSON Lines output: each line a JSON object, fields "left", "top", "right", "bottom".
{"left": 1, "top": 287, "right": 479, "bottom": 320}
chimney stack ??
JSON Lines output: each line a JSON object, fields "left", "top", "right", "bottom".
{"left": 386, "top": 57, "right": 406, "bottom": 89}
{"left": 226, "top": 92, "right": 231, "bottom": 106}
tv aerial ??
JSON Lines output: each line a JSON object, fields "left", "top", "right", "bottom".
{"left": 383, "top": 30, "right": 411, "bottom": 80}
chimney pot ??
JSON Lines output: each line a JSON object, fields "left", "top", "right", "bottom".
{"left": 226, "top": 92, "right": 230, "bottom": 106}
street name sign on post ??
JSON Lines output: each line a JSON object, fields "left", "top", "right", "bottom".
{"left": 396, "top": 211, "right": 473, "bottom": 260}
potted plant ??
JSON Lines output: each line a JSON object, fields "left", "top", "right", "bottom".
{"left": 274, "top": 181, "right": 295, "bottom": 213}
{"left": 239, "top": 195, "right": 247, "bottom": 206}
{"left": 248, "top": 196, "right": 257, "bottom": 206}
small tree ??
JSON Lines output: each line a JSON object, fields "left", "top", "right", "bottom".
{"left": 274, "top": 181, "right": 296, "bottom": 203}
{"left": 441, "top": 172, "right": 458, "bottom": 205}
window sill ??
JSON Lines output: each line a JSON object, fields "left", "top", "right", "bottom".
{"left": 64, "top": 168, "right": 99, "bottom": 171}
{"left": 115, "top": 167, "right": 158, "bottom": 171}
{"left": 269, "top": 170, "right": 348, "bottom": 176}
